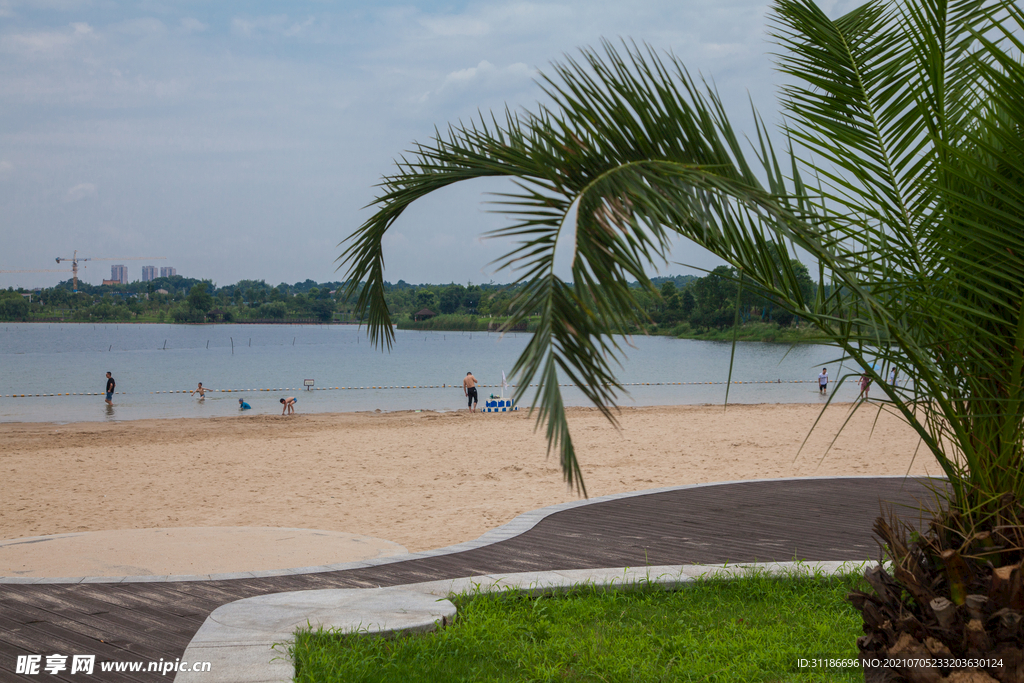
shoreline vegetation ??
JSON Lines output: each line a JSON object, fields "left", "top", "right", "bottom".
{"left": 2, "top": 268, "right": 827, "bottom": 343}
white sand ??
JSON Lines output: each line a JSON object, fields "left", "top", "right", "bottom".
{"left": 0, "top": 404, "right": 934, "bottom": 565}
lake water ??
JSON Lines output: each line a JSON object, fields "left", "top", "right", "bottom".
{"left": 0, "top": 323, "right": 862, "bottom": 423}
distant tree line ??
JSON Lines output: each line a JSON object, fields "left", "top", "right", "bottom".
{"left": 641, "top": 262, "right": 816, "bottom": 331}
{"left": 0, "top": 264, "right": 818, "bottom": 333}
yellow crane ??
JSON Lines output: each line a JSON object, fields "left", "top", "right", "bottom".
{"left": 53, "top": 251, "right": 166, "bottom": 291}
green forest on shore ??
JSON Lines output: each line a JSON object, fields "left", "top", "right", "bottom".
{"left": 0, "top": 261, "right": 823, "bottom": 343}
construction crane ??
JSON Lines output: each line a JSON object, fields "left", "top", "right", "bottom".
{"left": 54, "top": 251, "right": 166, "bottom": 292}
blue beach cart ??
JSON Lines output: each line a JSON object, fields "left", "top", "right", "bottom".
{"left": 483, "top": 371, "right": 518, "bottom": 413}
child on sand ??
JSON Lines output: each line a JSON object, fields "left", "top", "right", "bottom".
{"left": 280, "top": 396, "right": 296, "bottom": 415}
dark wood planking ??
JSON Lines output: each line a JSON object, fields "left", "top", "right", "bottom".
{"left": 4, "top": 587, "right": 191, "bottom": 647}
{"left": 0, "top": 477, "right": 938, "bottom": 682}
{"left": 2, "top": 597, "right": 181, "bottom": 664}
{"left": 0, "top": 607, "right": 143, "bottom": 683}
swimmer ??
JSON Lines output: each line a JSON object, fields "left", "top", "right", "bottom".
{"left": 190, "top": 382, "right": 207, "bottom": 399}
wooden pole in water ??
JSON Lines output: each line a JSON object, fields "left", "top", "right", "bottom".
{"left": 207, "top": 340, "right": 210, "bottom": 349}
{"left": 163, "top": 339, "right": 167, "bottom": 350}
{"left": 230, "top": 337, "right": 234, "bottom": 355}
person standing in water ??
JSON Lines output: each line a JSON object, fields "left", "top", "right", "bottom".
{"left": 191, "top": 382, "right": 206, "bottom": 399}
{"left": 818, "top": 367, "right": 828, "bottom": 395}
{"left": 859, "top": 373, "right": 872, "bottom": 400}
{"left": 104, "top": 372, "right": 115, "bottom": 405}
{"left": 463, "top": 372, "right": 479, "bottom": 412}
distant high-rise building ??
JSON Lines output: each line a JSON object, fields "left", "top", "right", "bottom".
{"left": 141, "top": 265, "right": 157, "bottom": 282}
{"left": 111, "top": 264, "right": 127, "bottom": 284}
{"left": 160, "top": 266, "right": 177, "bottom": 278}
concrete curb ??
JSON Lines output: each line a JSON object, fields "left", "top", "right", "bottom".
{"left": 175, "top": 559, "right": 876, "bottom": 683}
{"left": 176, "top": 588, "right": 457, "bottom": 683}
{"left": 0, "top": 475, "right": 934, "bottom": 584}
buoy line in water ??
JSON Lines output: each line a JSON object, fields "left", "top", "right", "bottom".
{"left": 2, "top": 379, "right": 819, "bottom": 398}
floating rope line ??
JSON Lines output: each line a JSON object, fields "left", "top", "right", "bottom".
{"left": 1, "top": 392, "right": 129, "bottom": 397}
{"left": 2, "top": 379, "right": 820, "bottom": 397}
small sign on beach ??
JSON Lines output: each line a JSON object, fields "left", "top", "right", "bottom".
{"left": 304, "top": 379, "right": 314, "bottom": 390}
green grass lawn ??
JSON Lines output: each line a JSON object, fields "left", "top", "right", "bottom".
{"left": 290, "top": 572, "right": 865, "bottom": 682}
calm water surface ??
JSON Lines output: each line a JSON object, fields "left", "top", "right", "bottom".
{"left": 0, "top": 323, "right": 862, "bottom": 423}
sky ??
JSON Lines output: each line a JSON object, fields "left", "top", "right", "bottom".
{"left": 0, "top": 0, "right": 858, "bottom": 290}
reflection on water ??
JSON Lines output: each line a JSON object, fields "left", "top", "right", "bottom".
{"left": 0, "top": 323, "right": 861, "bottom": 423}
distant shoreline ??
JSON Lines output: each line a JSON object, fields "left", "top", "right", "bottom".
{"left": 0, "top": 399, "right": 851, "bottom": 427}
{"left": 7, "top": 319, "right": 403, "bottom": 329}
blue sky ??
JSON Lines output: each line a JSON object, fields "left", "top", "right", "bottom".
{"left": 0, "top": 0, "right": 855, "bottom": 289}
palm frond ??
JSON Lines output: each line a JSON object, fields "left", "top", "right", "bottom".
{"left": 339, "top": 0, "right": 1024, "bottom": 523}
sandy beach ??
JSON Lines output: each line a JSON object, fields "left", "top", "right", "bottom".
{"left": 0, "top": 403, "right": 936, "bottom": 554}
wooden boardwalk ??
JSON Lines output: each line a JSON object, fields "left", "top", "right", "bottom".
{"left": 0, "top": 477, "right": 939, "bottom": 682}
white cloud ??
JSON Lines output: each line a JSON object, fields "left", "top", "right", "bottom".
{"left": 231, "top": 15, "right": 299, "bottom": 38}
{"left": 230, "top": 14, "right": 324, "bottom": 40}
{"left": 232, "top": 15, "right": 279, "bottom": 37}
{"left": 113, "top": 18, "right": 166, "bottom": 37}
{"left": 418, "top": 16, "right": 490, "bottom": 38}
{"left": 63, "top": 183, "right": 97, "bottom": 202}
{"left": 180, "top": 18, "right": 207, "bottom": 33}
{"left": 283, "top": 16, "right": 316, "bottom": 38}
{"left": 437, "top": 60, "right": 535, "bottom": 95}
{"left": 2, "top": 22, "right": 94, "bottom": 57}
{"left": 444, "top": 60, "right": 495, "bottom": 85}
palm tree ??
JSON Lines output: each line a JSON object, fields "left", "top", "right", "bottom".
{"left": 340, "top": 0, "right": 1024, "bottom": 677}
